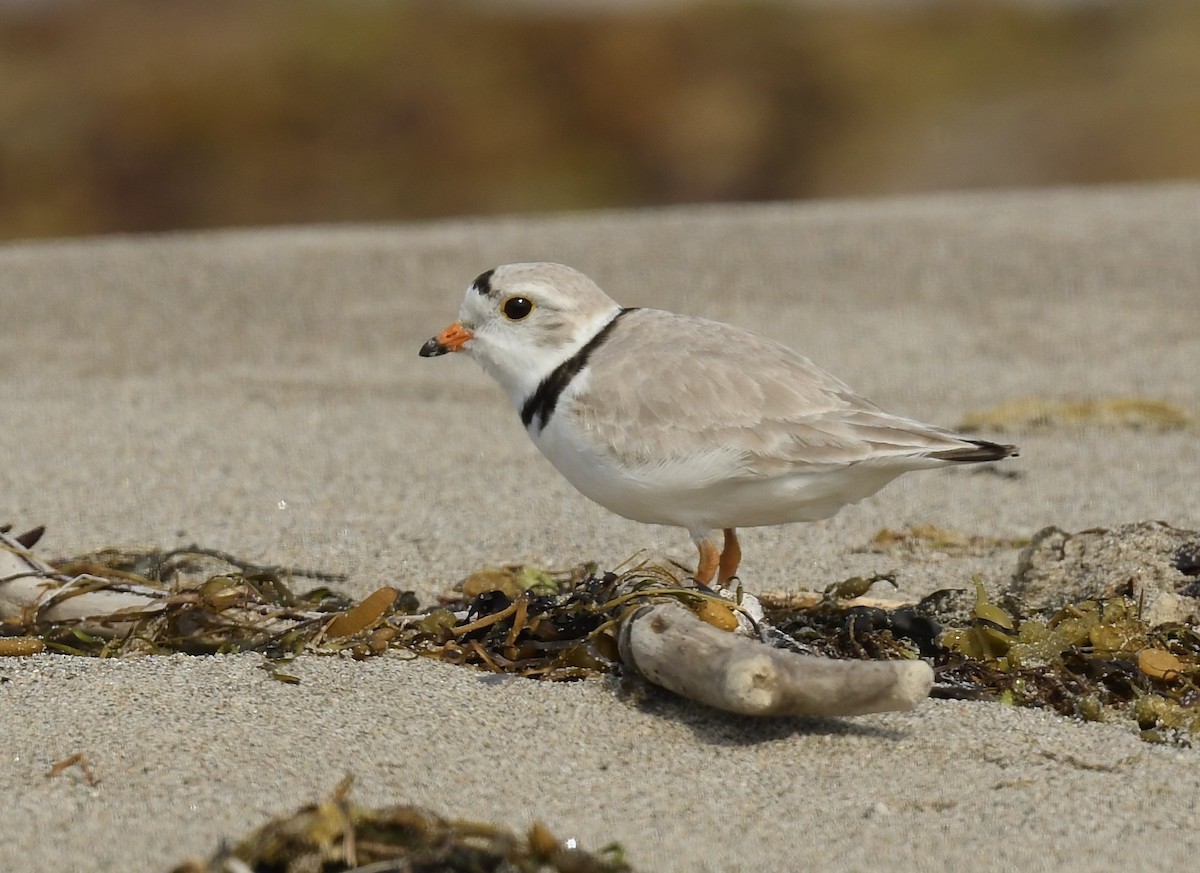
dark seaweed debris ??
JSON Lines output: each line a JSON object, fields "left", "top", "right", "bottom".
{"left": 763, "top": 578, "right": 1200, "bottom": 743}
{"left": 1, "top": 546, "right": 727, "bottom": 680}
{"left": 1177, "top": 542, "right": 1200, "bottom": 598}
{"left": 53, "top": 543, "right": 348, "bottom": 588}
{"left": 171, "top": 776, "right": 633, "bottom": 873}
{"left": 412, "top": 561, "right": 749, "bottom": 678}
{"left": 8, "top": 539, "right": 1199, "bottom": 742}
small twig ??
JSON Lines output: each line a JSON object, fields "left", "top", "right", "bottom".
{"left": 503, "top": 596, "right": 529, "bottom": 654}
{"left": 48, "top": 752, "right": 99, "bottom": 786}
{"left": 147, "top": 546, "right": 348, "bottom": 582}
{"left": 450, "top": 600, "right": 519, "bottom": 637}
{"left": 467, "top": 640, "right": 503, "bottom": 673}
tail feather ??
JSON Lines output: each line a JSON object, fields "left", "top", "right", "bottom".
{"left": 930, "top": 439, "right": 1019, "bottom": 463}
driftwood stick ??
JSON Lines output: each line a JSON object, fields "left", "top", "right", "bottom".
{"left": 618, "top": 601, "right": 933, "bottom": 717}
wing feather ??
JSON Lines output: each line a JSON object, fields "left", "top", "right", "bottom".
{"left": 567, "top": 309, "right": 989, "bottom": 475}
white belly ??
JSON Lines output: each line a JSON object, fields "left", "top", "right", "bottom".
{"left": 530, "top": 415, "right": 907, "bottom": 532}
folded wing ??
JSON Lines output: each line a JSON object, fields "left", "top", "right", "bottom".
{"left": 571, "top": 309, "right": 1015, "bottom": 476}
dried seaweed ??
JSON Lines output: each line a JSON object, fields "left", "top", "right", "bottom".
{"left": 6, "top": 531, "right": 1199, "bottom": 742}
{"left": 0, "top": 543, "right": 743, "bottom": 682}
{"left": 763, "top": 576, "right": 1200, "bottom": 744}
{"left": 172, "top": 776, "right": 633, "bottom": 873}
{"left": 858, "top": 524, "right": 1028, "bottom": 557}
{"left": 957, "top": 397, "right": 1195, "bottom": 433}
{"left": 0, "top": 543, "right": 416, "bottom": 658}
{"left": 405, "top": 560, "right": 761, "bottom": 680}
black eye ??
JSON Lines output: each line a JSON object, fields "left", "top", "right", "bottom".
{"left": 501, "top": 296, "right": 534, "bottom": 320}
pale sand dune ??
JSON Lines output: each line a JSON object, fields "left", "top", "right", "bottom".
{"left": 2, "top": 183, "right": 1198, "bottom": 871}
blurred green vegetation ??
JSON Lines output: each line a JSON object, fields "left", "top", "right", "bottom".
{"left": 1, "top": 0, "right": 1197, "bottom": 240}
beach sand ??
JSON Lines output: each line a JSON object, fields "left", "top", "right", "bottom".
{"left": 2, "top": 183, "right": 1198, "bottom": 871}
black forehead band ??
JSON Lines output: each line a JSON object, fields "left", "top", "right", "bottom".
{"left": 471, "top": 269, "right": 496, "bottom": 297}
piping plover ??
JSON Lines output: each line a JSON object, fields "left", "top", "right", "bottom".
{"left": 420, "top": 263, "right": 1017, "bottom": 586}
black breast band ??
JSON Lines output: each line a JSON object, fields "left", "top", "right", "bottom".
{"left": 520, "top": 308, "right": 636, "bottom": 432}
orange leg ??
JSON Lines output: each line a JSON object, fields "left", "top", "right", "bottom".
{"left": 694, "top": 537, "right": 719, "bottom": 586}
{"left": 717, "top": 528, "right": 741, "bottom": 586}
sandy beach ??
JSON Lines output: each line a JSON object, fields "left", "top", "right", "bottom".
{"left": 2, "top": 183, "right": 1199, "bottom": 871}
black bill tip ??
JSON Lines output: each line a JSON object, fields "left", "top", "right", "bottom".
{"left": 419, "top": 337, "right": 447, "bottom": 357}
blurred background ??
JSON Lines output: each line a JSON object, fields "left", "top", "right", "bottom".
{"left": 1, "top": 0, "right": 1197, "bottom": 242}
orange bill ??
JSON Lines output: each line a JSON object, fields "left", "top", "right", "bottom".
{"left": 419, "top": 322, "right": 474, "bottom": 357}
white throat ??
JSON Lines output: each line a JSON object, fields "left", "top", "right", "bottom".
{"left": 471, "top": 307, "right": 621, "bottom": 414}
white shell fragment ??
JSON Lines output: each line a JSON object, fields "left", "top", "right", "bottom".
{"left": 0, "top": 526, "right": 318, "bottom": 639}
{"left": 0, "top": 529, "right": 167, "bottom": 632}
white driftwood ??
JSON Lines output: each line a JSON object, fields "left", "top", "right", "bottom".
{"left": 618, "top": 601, "right": 933, "bottom": 717}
